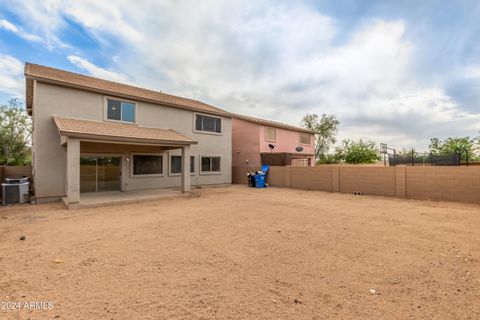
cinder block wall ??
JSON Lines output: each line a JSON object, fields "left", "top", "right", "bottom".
{"left": 406, "top": 167, "right": 480, "bottom": 204}
{"left": 290, "top": 167, "right": 333, "bottom": 191}
{"left": 237, "top": 165, "right": 480, "bottom": 205}
{"left": 338, "top": 167, "right": 396, "bottom": 197}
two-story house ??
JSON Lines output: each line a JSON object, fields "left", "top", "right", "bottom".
{"left": 25, "top": 63, "right": 232, "bottom": 207}
{"left": 232, "top": 114, "right": 315, "bottom": 169}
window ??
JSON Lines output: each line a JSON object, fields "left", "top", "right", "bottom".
{"left": 170, "top": 155, "right": 182, "bottom": 174}
{"left": 265, "top": 126, "right": 276, "bottom": 141}
{"left": 107, "top": 98, "right": 136, "bottom": 123}
{"left": 133, "top": 155, "right": 162, "bottom": 175}
{"left": 300, "top": 133, "right": 311, "bottom": 145}
{"left": 201, "top": 157, "right": 221, "bottom": 173}
{"left": 190, "top": 156, "right": 195, "bottom": 173}
{"left": 170, "top": 155, "right": 196, "bottom": 174}
{"left": 195, "top": 114, "right": 222, "bottom": 133}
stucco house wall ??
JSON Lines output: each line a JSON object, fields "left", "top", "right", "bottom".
{"left": 231, "top": 118, "right": 261, "bottom": 167}
{"left": 32, "top": 81, "right": 232, "bottom": 202}
{"left": 231, "top": 118, "right": 315, "bottom": 168}
{"left": 258, "top": 124, "right": 315, "bottom": 155}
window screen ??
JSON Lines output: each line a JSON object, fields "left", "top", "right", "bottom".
{"left": 201, "top": 157, "right": 210, "bottom": 172}
{"left": 266, "top": 126, "right": 276, "bottom": 141}
{"left": 107, "top": 99, "right": 136, "bottom": 123}
{"left": 212, "top": 157, "right": 221, "bottom": 171}
{"left": 133, "top": 155, "right": 162, "bottom": 175}
{"left": 107, "top": 99, "right": 121, "bottom": 121}
{"left": 190, "top": 156, "right": 195, "bottom": 173}
{"left": 195, "top": 114, "right": 222, "bottom": 133}
{"left": 201, "top": 157, "right": 221, "bottom": 172}
{"left": 171, "top": 155, "right": 182, "bottom": 174}
{"left": 300, "top": 133, "right": 311, "bottom": 144}
{"left": 169, "top": 156, "right": 196, "bottom": 174}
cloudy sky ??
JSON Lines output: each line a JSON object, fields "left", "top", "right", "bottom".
{"left": 0, "top": 0, "right": 479, "bottom": 150}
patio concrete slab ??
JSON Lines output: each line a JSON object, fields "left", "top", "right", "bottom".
{"left": 62, "top": 188, "right": 189, "bottom": 209}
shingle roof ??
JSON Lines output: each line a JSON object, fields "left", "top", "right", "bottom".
{"left": 53, "top": 116, "right": 197, "bottom": 145}
{"left": 26, "top": 63, "right": 314, "bottom": 134}
{"left": 231, "top": 113, "right": 314, "bottom": 134}
{"left": 25, "top": 63, "right": 229, "bottom": 117}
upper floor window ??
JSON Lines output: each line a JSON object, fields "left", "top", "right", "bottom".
{"left": 107, "top": 98, "right": 136, "bottom": 123}
{"left": 195, "top": 114, "right": 222, "bottom": 133}
{"left": 265, "top": 126, "right": 276, "bottom": 141}
{"left": 299, "top": 133, "right": 311, "bottom": 145}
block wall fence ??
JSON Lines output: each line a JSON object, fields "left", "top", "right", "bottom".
{"left": 232, "top": 166, "right": 480, "bottom": 205}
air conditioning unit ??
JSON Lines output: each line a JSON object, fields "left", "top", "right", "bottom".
{"left": 2, "top": 177, "right": 29, "bottom": 205}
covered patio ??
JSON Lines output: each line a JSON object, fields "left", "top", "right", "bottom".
{"left": 67, "top": 188, "right": 189, "bottom": 209}
{"left": 53, "top": 116, "right": 197, "bottom": 208}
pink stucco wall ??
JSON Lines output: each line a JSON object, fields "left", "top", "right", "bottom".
{"left": 232, "top": 118, "right": 315, "bottom": 167}
{"left": 232, "top": 118, "right": 261, "bottom": 167}
{"left": 258, "top": 125, "right": 315, "bottom": 154}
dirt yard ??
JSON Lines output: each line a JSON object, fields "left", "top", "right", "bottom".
{"left": 1, "top": 185, "right": 479, "bottom": 319}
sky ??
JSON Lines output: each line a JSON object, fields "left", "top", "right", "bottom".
{"left": 0, "top": 0, "right": 479, "bottom": 151}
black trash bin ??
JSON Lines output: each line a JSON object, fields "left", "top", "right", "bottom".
{"left": 247, "top": 172, "right": 256, "bottom": 187}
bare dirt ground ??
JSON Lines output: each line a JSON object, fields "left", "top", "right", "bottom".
{"left": 1, "top": 185, "right": 480, "bottom": 320}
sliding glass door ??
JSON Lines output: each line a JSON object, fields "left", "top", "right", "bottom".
{"left": 80, "top": 156, "right": 121, "bottom": 193}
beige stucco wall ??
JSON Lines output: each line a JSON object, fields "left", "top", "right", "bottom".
{"left": 32, "top": 82, "right": 232, "bottom": 201}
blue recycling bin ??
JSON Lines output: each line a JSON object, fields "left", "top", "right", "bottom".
{"left": 255, "top": 173, "right": 266, "bottom": 188}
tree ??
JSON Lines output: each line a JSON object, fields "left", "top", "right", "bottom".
{"left": 429, "top": 136, "right": 480, "bottom": 161}
{"left": 334, "top": 139, "right": 381, "bottom": 164}
{"left": 0, "top": 98, "right": 32, "bottom": 165}
{"left": 301, "top": 113, "right": 340, "bottom": 160}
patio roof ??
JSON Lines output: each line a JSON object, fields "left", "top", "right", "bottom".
{"left": 53, "top": 116, "right": 197, "bottom": 146}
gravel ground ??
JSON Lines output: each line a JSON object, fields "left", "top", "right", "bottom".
{"left": 1, "top": 185, "right": 479, "bottom": 319}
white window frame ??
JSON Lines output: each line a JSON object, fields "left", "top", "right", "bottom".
{"left": 199, "top": 156, "right": 222, "bottom": 175}
{"left": 265, "top": 126, "right": 277, "bottom": 142}
{"left": 104, "top": 96, "right": 138, "bottom": 124}
{"left": 193, "top": 112, "right": 223, "bottom": 135}
{"left": 168, "top": 153, "right": 197, "bottom": 176}
{"left": 130, "top": 152, "right": 164, "bottom": 178}
{"left": 299, "top": 132, "right": 312, "bottom": 145}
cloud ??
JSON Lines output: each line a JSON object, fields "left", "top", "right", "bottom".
{"left": 2, "top": 1, "right": 480, "bottom": 149}
{"left": 0, "top": 54, "right": 24, "bottom": 97}
{"left": 1, "top": 0, "right": 69, "bottom": 49}
{"left": 462, "top": 65, "right": 480, "bottom": 79}
{"left": 0, "top": 18, "right": 42, "bottom": 42}
{"left": 0, "top": 18, "right": 17, "bottom": 32}
{"left": 67, "top": 55, "right": 129, "bottom": 83}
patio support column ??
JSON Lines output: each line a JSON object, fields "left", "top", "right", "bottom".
{"left": 181, "top": 146, "right": 191, "bottom": 193}
{"left": 66, "top": 137, "right": 80, "bottom": 204}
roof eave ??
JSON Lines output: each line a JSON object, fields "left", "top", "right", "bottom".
{"left": 25, "top": 71, "right": 231, "bottom": 118}
{"left": 232, "top": 115, "right": 315, "bottom": 134}
{"left": 58, "top": 130, "right": 198, "bottom": 146}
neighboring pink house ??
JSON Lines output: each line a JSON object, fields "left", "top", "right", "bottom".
{"left": 232, "top": 114, "right": 315, "bottom": 168}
